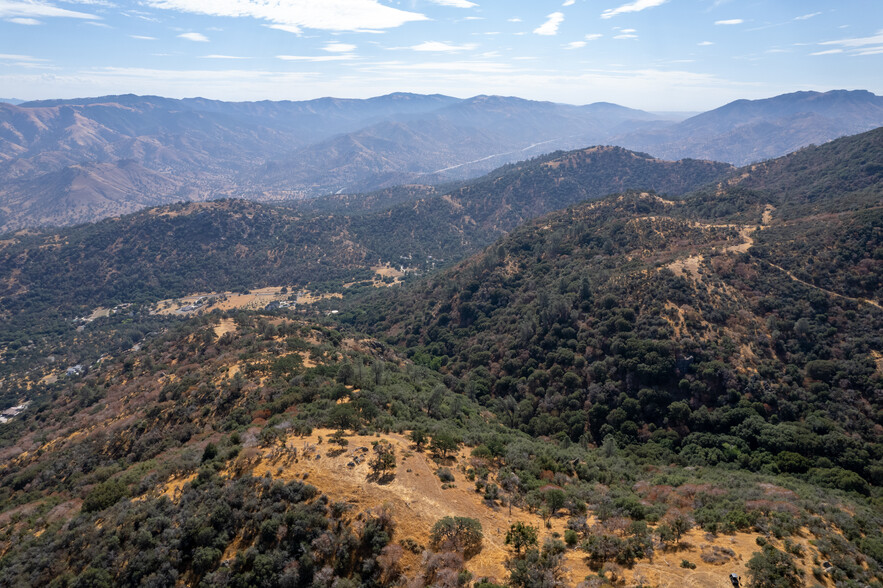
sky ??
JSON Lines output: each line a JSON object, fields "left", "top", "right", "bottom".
{"left": 0, "top": 0, "right": 881, "bottom": 110}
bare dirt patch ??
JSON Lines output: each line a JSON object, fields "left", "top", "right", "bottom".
{"left": 242, "top": 430, "right": 785, "bottom": 586}
{"left": 214, "top": 318, "right": 237, "bottom": 339}
{"left": 668, "top": 255, "right": 702, "bottom": 280}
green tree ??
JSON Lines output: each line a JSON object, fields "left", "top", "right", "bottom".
{"left": 505, "top": 522, "right": 539, "bottom": 555}
{"left": 369, "top": 440, "right": 396, "bottom": 479}
{"left": 507, "top": 538, "right": 567, "bottom": 588}
{"left": 746, "top": 545, "right": 804, "bottom": 588}
{"left": 409, "top": 429, "right": 427, "bottom": 451}
{"left": 431, "top": 430, "right": 460, "bottom": 458}
{"left": 429, "top": 516, "right": 483, "bottom": 559}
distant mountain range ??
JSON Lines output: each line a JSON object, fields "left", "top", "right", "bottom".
{"left": 1, "top": 89, "right": 881, "bottom": 233}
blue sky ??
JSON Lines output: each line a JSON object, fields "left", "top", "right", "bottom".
{"left": 1, "top": 0, "right": 881, "bottom": 110}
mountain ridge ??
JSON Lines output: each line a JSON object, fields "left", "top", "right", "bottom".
{"left": 2, "top": 90, "right": 881, "bottom": 232}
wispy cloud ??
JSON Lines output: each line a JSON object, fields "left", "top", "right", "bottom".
{"left": 795, "top": 12, "right": 821, "bottom": 21}
{"left": 200, "top": 54, "right": 249, "bottom": 59}
{"left": 817, "top": 29, "right": 883, "bottom": 57}
{"left": 130, "top": 34, "right": 156, "bottom": 40}
{"left": 426, "top": 0, "right": 476, "bottom": 7}
{"left": 0, "top": 0, "right": 99, "bottom": 20}
{"left": 715, "top": 19, "right": 743, "bottom": 25}
{"left": 178, "top": 32, "right": 208, "bottom": 42}
{"left": 534, "top": 12, "right": 564, "bottom": 36}
{"left": 819, "top": 30, "right": 883, "bottom": 48}
{"left": 145, "top": 0, "right": 427, "bottom": 32}
{"left": 601, "top": 0, "right": 667, "bottom": 20}
{"left": 585, "top": 33, "right": 602, "bottom": 41}
{"left": 411, "top": 41, "right": 478, "bottom": 52}
{"left": 698, "top": 41, "right": 714, "bottom": 46}
{"left": 266, "top": 24, "right": 302, "bottom": 34}
{"left": 507, "top": 17, "right": 521, "bottom": 22}
{"left": 358, "top": 60, "right": 514, "bottom": 74}
{"left": 324, "top": 43, "right": 357, "bottom": 53}
{"left": 562, "top": 0, "right": 575, "bottom": 5}
{"left": 566, "top": 41, "right": 586, "bottom": 49}
{"left": 0, "top": 53, "right": 49, "bottom": 62}
{"left": 8, "top": 16, "right": 41, "bottom": 24}
{"left": 277, "top": 55, "right": 357, "bottom": 62}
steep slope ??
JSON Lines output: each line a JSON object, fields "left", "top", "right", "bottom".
{"left": 0, "top": 147, "right": 730, "bottom": 340}
{"left": 0, "top": 308, "right": 879, "bottom": 587}
{"left": 343, "top": 127, "right": 883, "bottom": 489}
{"left": 0, "top": 187, "right": 880, "bottom": 586}
{"left": 0, "top": 160, "right": 195, "bottom": 232}
{"left": 617, "top": 90, "right": 883, "bottom": 164}
{"left": 344, "top": 147, "right": 731, "bottom": 261}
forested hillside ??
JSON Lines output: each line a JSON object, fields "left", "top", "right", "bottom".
{"left": 0, "top": 128, "right": 880, "bottom": 588}
{"left": 0, "top": 148, "right": 729, "bottom": 346}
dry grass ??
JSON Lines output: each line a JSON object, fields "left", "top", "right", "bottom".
{"left": 238, "top": 429, "right": 791, "bottom": 586}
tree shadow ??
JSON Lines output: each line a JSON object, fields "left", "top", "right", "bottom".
{"left": 367, "top": 471, "right": 396, "bottom": 485}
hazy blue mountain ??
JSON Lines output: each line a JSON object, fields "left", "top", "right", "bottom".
{"left": 260, "top": 95, "right": 671, "bottom": 193}
{"left": 615, "top": 89, "right": 883, "bottom": 165}
{"left": 1, "top": 90, "right": 882, "bottom": 231}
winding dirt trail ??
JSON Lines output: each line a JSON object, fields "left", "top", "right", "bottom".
{"left": 664, "top": 204, "right": 881, "bottom": 312}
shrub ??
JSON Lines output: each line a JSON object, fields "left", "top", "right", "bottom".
{"left": 82, "top": 479, "right": 127, "bottom": 513}
{"left": 436, "top": 467, "right": 455, "bottom": 482}
{"left": 430, "top": 516, "right": 483, "bottom": 559}
{"left": 746, "top": 545, "right": 804, "bottom": 588}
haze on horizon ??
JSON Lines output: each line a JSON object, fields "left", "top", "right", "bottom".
{"left": 1, "top": 0, "right": 882, "bottom": 111}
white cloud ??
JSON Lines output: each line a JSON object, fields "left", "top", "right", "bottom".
{"left": 614, "top": 33, "right": 637, "bottom": 39}
{"left": 566, "top": 41, "right": 586, "bottom": 49}
{"left": 698, "top": 41, "right": 714, "bottom": 46}
{"left": 534, "top": 12, "right": 564, "bottom": 36}
{"left": 810, "top": 49, "right": 843, "bottom": 56}
{"left": 620, "top": 28, "right": 636, "bottom": 33}
{"left": 426, "top": 0, "right": 476, "bottom": 7}
{"left": 358, "top": 60, "right": 513, "bottom": 74}
{"left": 795, "top": 12, "right": 821, "bottom": 21}
{"left": 145, "top": 0, "right": 427, "bottom": 32}
{"left": 562, "top": 0, "right": 575, "bottom": 5}
{"left": 585, "top": 33, "right": 602, "bottom": 40}
{"left": 819, "top": 30, "right": 883, "bottom": 48}
{"left": 855, "top": 47, "right": 883, "bottom": 56}
{"left": 507, "top": 17, "right": 521, "bottom": 22}
{"left": 0, "top": 1, "right": 99, "bottom": 19}
{"left": 8, "top": 16, "right": 41, "bottom": 24}
{"left": 601, "top": 0, "right": 667, "bottom": 20}
{"left": 178, "top": 32, "right": 209, "bottom": 42}
{"left": 277, "top": 54, "right": 356, "bottom": 61}
{"left": 201, "top": 54, "right": 249, "bottom": 59}
{"left": 266, "top": 23, "right": 302, "bottom": 34}
{"left": 715, "top": 19, "right": 743, "bottom": 25}
{"left": 324, "top": 43, "right": 357, "bottom": 53}
{"left": 0, "top": 53, "right": 48, "bottom": 61}
{"left": 62, "top": 0, "right": 115, "bottom": 5}
{"left": 411, "top": 41, "right": 478, "bottom": 52}
{"left": 130, "top": 34, "right": 156, "bottom": 40}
